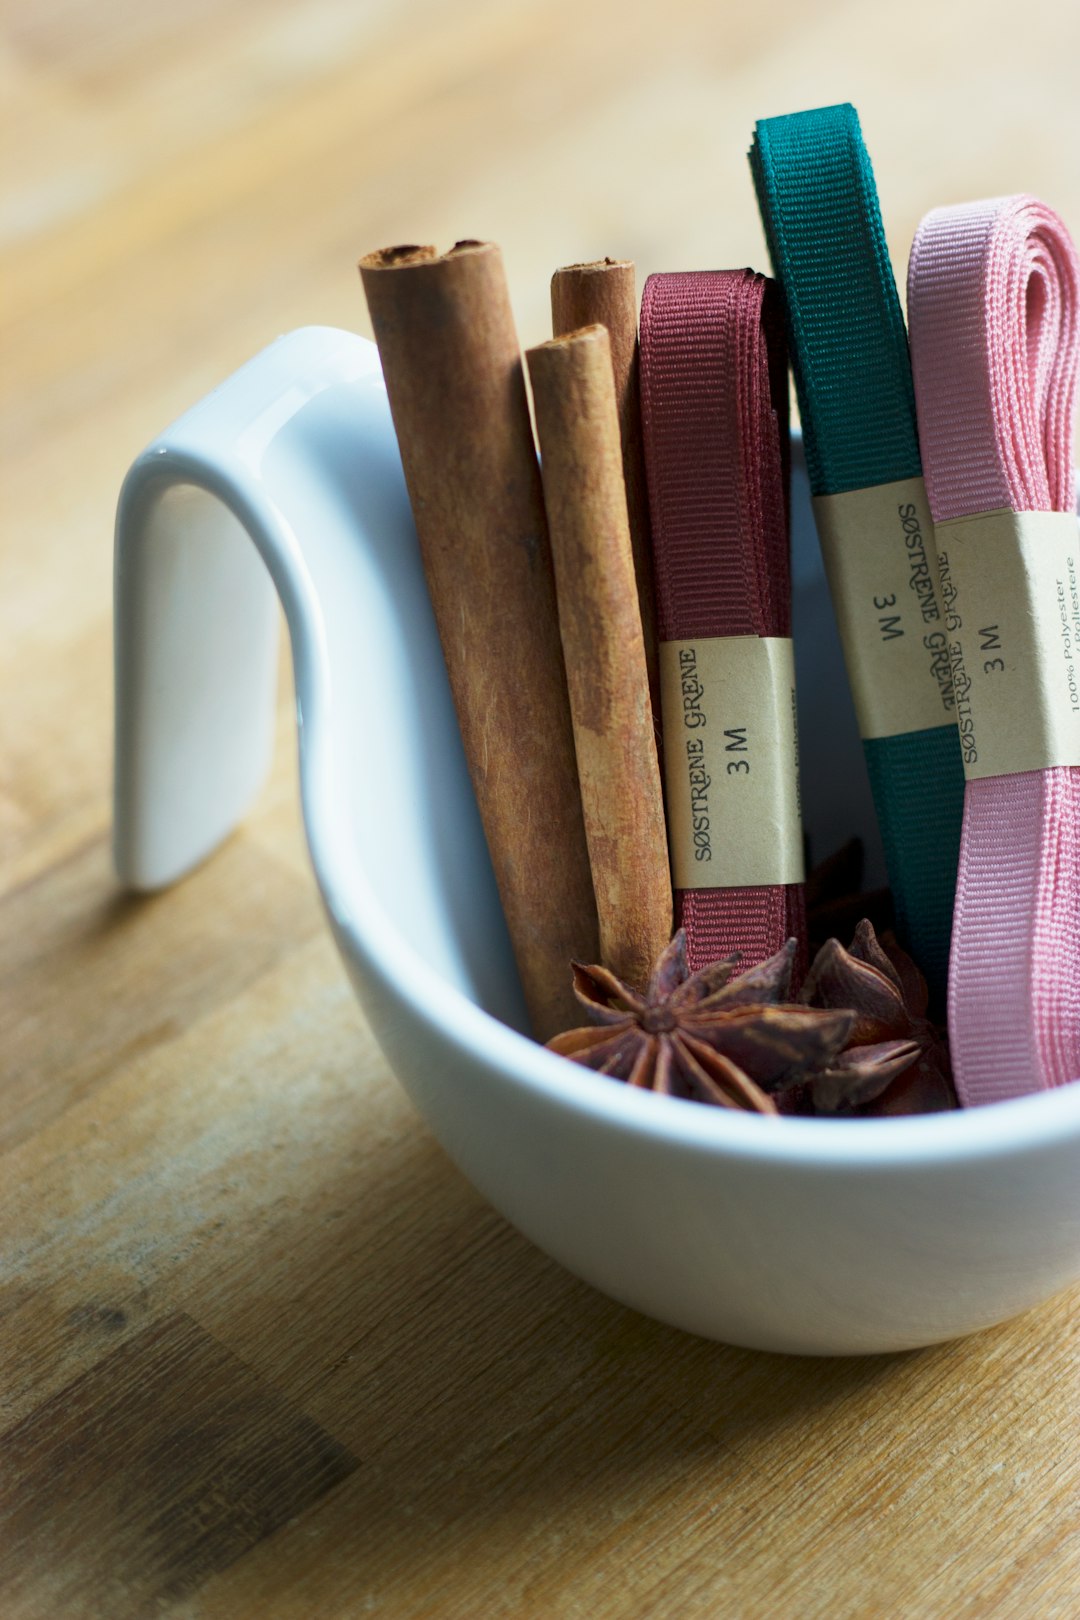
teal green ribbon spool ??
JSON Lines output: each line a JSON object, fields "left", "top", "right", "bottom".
{"left": 750, "top": 102, "right": 963, "bottom": 1000}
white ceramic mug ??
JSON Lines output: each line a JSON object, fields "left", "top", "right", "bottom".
{"left": 113, "top": 326, "right": 1080, "bottom": 1355}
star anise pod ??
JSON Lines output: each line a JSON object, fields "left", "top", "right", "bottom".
{"left": 799, "top": 919, "right": 957, "bottom": 1115}
{"left": 547, "top": 929, "right": 896, "bottom": 1115}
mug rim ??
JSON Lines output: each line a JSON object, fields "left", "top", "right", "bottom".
{"left": 327, "top": 869, "right": 1080, "bottom": 1174}
{"left": 454, "top": 972, "right": 1080, "bottom": 1167}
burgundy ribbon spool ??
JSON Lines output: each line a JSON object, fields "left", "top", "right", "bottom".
{"left": 639, "top": 269, "right": 806, "bottom": 977}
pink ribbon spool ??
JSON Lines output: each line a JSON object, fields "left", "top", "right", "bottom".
{"left": 908, "top": 194, "right": 1080, "bottom": 1105}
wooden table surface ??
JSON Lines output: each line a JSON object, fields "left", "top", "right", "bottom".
{"left": 3, "top": 2, "right": 1080, "bottom": 1615}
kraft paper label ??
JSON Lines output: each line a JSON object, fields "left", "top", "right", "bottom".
{"left": 659, "top": 636, "right": 804, "bottom": 890}
{"left": 934, "top": 509, "right": 1080, "bottom": 780}
{"left": 812, "top": 477, "right": 955, "bottom": 740}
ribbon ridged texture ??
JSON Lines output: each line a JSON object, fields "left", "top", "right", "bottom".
{"left": 750, "top": 102, "right": 964, "bottom": 1002}
{"left": 639, "top": 269, "right": 806, "bottom": 977}
{"left": 908, "top": 194, "right": 1080, "bottom": 1104}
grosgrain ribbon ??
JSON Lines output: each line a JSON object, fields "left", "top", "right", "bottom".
{"left": 639, "top": 269, "right": 806, "bottom": 976}
{"left": 908, "top": 194, "right": 1080, "bottom": 1104}
{"left": 750, "top": 103, "right": 965, "bottom": 1003}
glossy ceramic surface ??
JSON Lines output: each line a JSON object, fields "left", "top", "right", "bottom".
{"left": 113, "top": 326, "right": 1080, "bottom": 1354}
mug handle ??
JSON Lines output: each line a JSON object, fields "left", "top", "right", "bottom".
{"left": 112, "top": 326, "right": 379, "bottom": 890}
{"left": 112, "top": 325, "right": 527, "bottom": 1024}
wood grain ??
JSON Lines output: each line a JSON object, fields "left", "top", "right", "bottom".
{"left": 2, "top": 1, "right": 1079, "bottom": 1615}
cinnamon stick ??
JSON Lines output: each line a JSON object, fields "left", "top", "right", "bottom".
{"left": 551, "top": 260, "right": 659, "bottom": 722}
{"left": 526, "top": 325, "right": 672, "bottom": 990}
{"left": 359, "top": 241, "right": 598, "bottom": 1040}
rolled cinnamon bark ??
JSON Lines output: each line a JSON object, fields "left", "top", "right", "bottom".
{"left": 526, "top": 325, "right": 672, "bottom": 990}
{"left": 359, "top": 240, "right": 598, "bottom": 1039}
{"left": 551, "top": 260, "right": 659, "bottom": 722}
